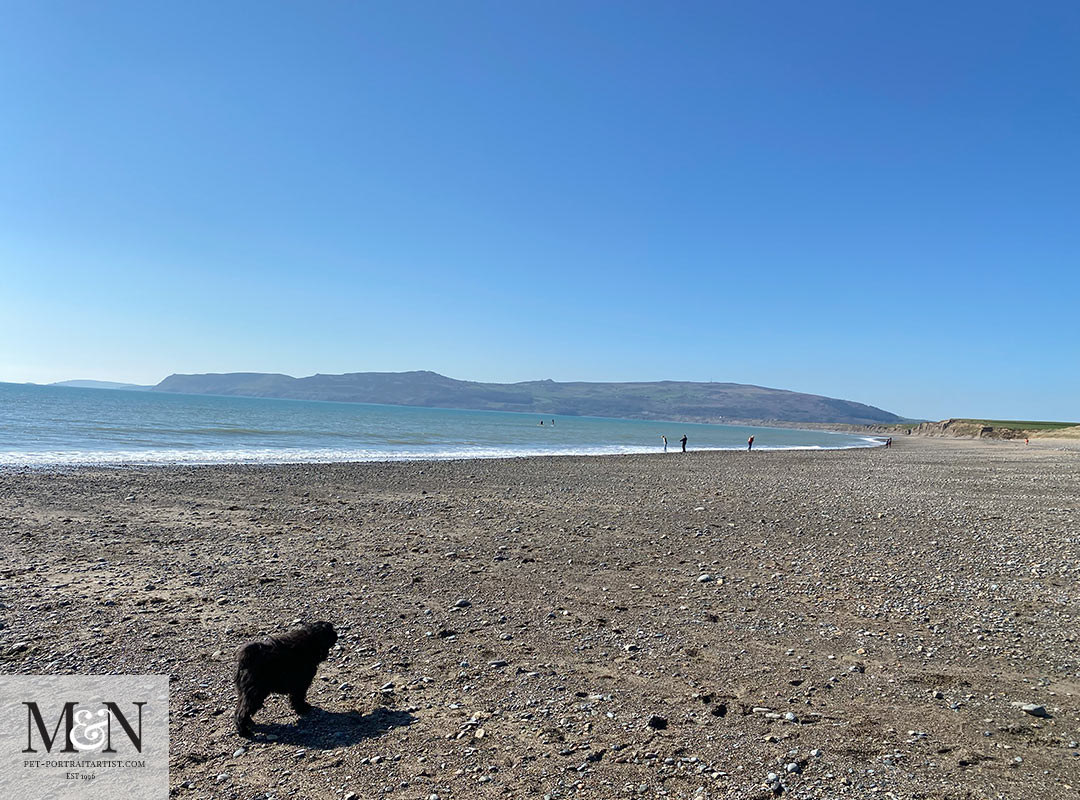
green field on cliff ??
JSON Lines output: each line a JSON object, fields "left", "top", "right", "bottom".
{"left": 961, "top": 419, "right": 1078, "bottom": 431}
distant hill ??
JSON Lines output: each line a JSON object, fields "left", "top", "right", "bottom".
{"left": 152, "top": 370, "right": 904, "bottom": 425}
{"left": 51, "top": 380, "right": 152, "bottom": 391}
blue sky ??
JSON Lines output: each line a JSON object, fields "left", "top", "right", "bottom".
{"left": 1, "top": 1, "right": 1077, "bottom": 421}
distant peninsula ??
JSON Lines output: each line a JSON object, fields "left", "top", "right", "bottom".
{"left": 151, "top": 370, "right": 904, "bottom": 425}
{"left": 50, "top": 380, "right": 152, "bottom": 391}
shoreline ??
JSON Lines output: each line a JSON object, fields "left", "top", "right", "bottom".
{"left": 0, "top": 437, "right": 886, "bottom": 470}
{"left": 3, "top": 436, "right": 1077, "bottom": 798}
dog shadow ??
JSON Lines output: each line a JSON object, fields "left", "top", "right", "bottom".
{"left": 248, "top": 706, "right": 415, "bottom": 748}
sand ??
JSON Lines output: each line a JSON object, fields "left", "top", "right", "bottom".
{"left": 1, "top": 436, "right": 1078, "bottom": 799}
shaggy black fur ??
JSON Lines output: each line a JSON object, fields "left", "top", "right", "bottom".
{"left": 233, "top": 621, "right": 338, "bottom": 737}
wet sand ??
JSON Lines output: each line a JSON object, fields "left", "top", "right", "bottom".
{"left": 1, "top": 437, "right": 1078, "bottom": 799}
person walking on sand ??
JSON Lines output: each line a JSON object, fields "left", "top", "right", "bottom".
{"left": 747, "top": 435, "right": 754, "bottom": 452}
{"left": 662, "top": 435, "right": 668, "bottom": 453}
{"left": 680, "top": 434, "right": 687, "bottom": 452}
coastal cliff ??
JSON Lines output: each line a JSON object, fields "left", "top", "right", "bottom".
{"left": 906, "top": 419, "right": 1080, "bottom": 439}
{"left": 761, "top": 418, "right": 1080, "bottom": 440}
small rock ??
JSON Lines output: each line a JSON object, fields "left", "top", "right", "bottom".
{"left": 232, "top": 747, "right": 246, "bottom": 757}
{"left": 646, "top": 715, "right": 668, "bottom": 730}
{"left": 1020, "top": 703, "right": 1049, "bottom": 718}
{"left": 452, "top": 599, "right": 471, "bottom": 608}
{"left": 785, "top": 762, "right": 801, "bottom": 774}
{"left": 697, "top": 574, "right": 715, "bottom": 583}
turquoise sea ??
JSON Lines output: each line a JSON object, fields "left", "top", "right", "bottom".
{"left": 0, "top": 382, "right": 882, "bottom": 466}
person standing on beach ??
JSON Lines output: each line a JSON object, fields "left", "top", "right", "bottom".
{"left": 747, "top": 435, "right": 754, "bottom": 451}
{"left": 662, "top": 435, "right": 668, "bottom": 452}
{"left": 680, "top": 434, "right": 687, "bottom": 452}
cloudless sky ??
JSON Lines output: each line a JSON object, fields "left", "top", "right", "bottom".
{"left": 1, "top": 1, "right": 1077, "bottom": 420}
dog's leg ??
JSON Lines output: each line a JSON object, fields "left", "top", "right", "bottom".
{"left": 289, "top": 667, "right": 318, "bottom": 715}
{"left": 234, "top": 681, "right": 267, "bottom": 736}
{"left": 289, "top": 689, "right": 312, "bottom": 715}
{"left": 233, "top": 690, "right": 262, "bottom": 738}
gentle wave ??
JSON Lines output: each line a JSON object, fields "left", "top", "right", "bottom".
{"left": 0, "top": 440, "right": 881, "bottom": 467}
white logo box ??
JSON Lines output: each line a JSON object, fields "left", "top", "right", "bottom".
{"left": 0, "top": 675, "right": 169, "bottom": 800}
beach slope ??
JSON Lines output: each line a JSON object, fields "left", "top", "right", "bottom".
{"left": 1, "top": 438, "right": 1077, "bottom": 798}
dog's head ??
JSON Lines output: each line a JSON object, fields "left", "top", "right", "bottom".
{"left": 308, "top": 621, "right": 339, "bottom": 650}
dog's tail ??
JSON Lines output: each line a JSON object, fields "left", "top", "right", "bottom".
{"left": 236, "top": 641, "right": 269, "bottom": 663}
{"left": 235, "top": 641, "right": 269, "bottom": 678}
{"left": 237, "top": 641, "right": 269, "bottom": 657}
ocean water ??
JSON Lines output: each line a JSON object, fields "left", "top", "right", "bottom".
{"left": 0, "top": 382, "right": 882, "bottom": 466}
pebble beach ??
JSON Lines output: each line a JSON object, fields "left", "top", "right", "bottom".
{"left": 1, "top": 436, "right": 1078, "bottom": 799}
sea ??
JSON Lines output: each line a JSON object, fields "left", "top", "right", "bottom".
{"left": 0, "top": 382, "right": 882, "bottom": 467}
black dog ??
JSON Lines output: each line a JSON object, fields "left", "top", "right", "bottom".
{"left": 234, "top": 621, "right": 338, "bottom": 736}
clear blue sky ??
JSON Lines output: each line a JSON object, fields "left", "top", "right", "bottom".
{"left": 1, "top": 2, "right": 1077, "bottom": 421}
